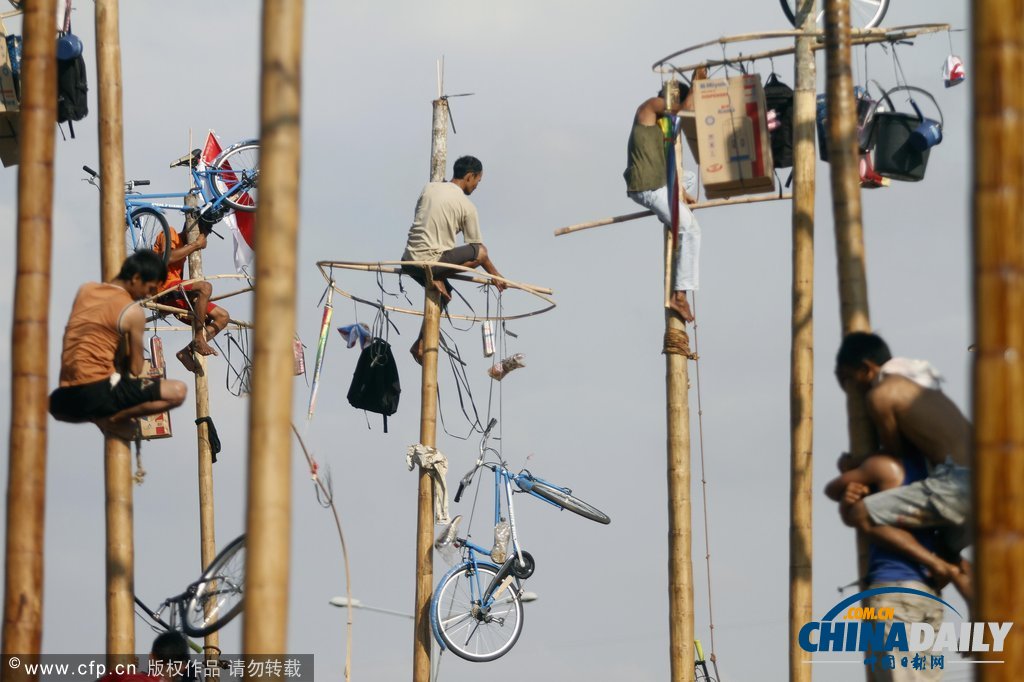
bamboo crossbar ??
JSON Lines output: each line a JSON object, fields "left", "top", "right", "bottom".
{"left": 554, "top": 193, "right": 793, "bottom": 237}
{"left": 653, "top": 23, "right": 951, "bottom": 74}
{"left": 315, "top": 260, "right": 553, "bottom": 296}
{"left": 141, "top": 300, "right": 253, "bottom": 329}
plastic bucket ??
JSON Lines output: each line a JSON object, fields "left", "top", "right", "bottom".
{"left": 863, "top": 85, "right": 943, "bottom": 182}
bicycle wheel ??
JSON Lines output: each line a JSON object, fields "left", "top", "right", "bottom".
{"left": 208, "top": 140, "right": 259, "bottom": 213}
{"left": 180, "top": 534, "right": 246, "bottom": 637}
{"left": 780, "top": 0, "right": 888, "bottom": 29}
{"left": 526, "top": 478, "right": 611, "bottom": 525}
{"left": 126, "top": 207, "right": 172, "bottom": 264}
{"left": 431, "top": 561, "right": 523, "bottom": 662}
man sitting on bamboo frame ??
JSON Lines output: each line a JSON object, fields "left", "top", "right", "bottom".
{"left": 401, "top": 155, "right": 506, "bottom": 365}
{"left": 832, "top": 332, "right": 972, "bottom": 600}
{"left": 153, "top": 218, "right": 231, "bottom": 375}
{"left": 49, "top": 250, "right": 188, "bottom": 440}
{"left": 623, "top": 67, "right": 707, "bottom": 323}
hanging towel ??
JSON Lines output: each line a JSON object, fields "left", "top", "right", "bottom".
{"left": 406, "top": 444, "right": 450, "bottom": 524}
{"left": 878, "top": 357, "right": 943, "bottom": 390}
{"left": 338, "top": 322, "right": 372, "bottom": 350}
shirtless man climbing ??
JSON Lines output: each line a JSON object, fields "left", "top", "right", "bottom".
{"left": 833, "top": 331, "right": 972, "bottom": 600}
{"left": 154, "top": 219, "right": 230, "bottom": 374}
{"left": 49, "top": 250, "right": 187, "bottom": 439}
{"left": 401, "top": 155, "right": 506, "bottom": 364}
{"left": 624, "top": 67, "right": 707, "bottom": 323}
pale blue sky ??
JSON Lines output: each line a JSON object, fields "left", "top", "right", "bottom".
{"left": 0, "top": 2, "right": 974, "bottom": 680}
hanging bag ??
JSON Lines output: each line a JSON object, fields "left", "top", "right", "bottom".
{"left": 347, "top": 337, "right": 400, "bottom": 432}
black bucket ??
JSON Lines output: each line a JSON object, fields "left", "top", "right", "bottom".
{"left": 862, "top": 85, "right": 943, "bottom": 182}
{"left": 872, "top": 111, "right": 930, "bottom": 181}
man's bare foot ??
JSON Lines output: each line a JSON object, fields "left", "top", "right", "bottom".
{"left": 429, "top": 279, "right": 451, "bottom": 302}
{"left": 95, "top": 417, "right": 140, "bottom": 441}
{"left": 669, "top": 292, "right": 695, "bottom": 323}
{"left": 193, "top": 338, "right": 218, "bottom": 357}
{"left": 176, "top": 347, "right": 202, "bottom": 375}
{"left": 410, "top": 340, "right": 424, "bottom": 366}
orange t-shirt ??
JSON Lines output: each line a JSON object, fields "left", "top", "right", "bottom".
{"left": 153, "top": 228, "right": 186, "bottom": 289}
{"left": 58, "top": 283, "right": 135, "bottom": 386}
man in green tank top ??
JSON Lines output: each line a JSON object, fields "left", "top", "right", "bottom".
{"left": 624, "top": 68, "right": 707, "bottom": 322}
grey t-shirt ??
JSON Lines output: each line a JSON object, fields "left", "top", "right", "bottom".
{"left": 402, "top": 182, "right": 483, "bottom": 261}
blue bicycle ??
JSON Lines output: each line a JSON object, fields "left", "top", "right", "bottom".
{"left": 82, "top": 138, "right": 259, "bottom": 263}
{"left": 431, "top": 419, "right": 610, "bottom": 662}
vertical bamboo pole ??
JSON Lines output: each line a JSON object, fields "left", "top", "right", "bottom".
{"left": 789, "top": 2, "right": 816, "bottom": 681}
{"left": 95, "top": 0, "right": 133, "bottom": 662}
{"left": 665, "top": 137, "right": 693, "bottom": 682}
{"left": 972, "top": 1, "right": 1024, "bottom": 678}
{"left": 824, "top": 0, "right": 874, "bottom": 608}
{"left": 243, "top": 0, "right": 303, "bottom": 662}
{"left": 184, "top": 194, "right": 218, "bottom": 655}
{"left": 2, "top": 0, "right": 57, "bottom": 669}
{"left": 411, "top": 96, "right": 448, "bottom": 682}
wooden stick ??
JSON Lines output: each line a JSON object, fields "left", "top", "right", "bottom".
{"left": 315, "top": 260, "right": 554, "bottom": 296}
{"left": 243, "top": 0, "right": 303, "bottom": 660}
{"left": 2, "top": 0, "right": 56, "bottom": 671}
{"left": 788, "top": 3, "right": 816, "bottom": 681}
{"left": 554, "top": 194, "right": 794, "bottom": 237}
{"left": 972, "top": 0, "right": 1024, "bottom": 678}
{"left": 95, "top": 0, "right": 134, "bottom": 664}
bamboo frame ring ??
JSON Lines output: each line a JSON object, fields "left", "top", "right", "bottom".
{"left": 138, "top": 273, "right": 255, "bottom": 329}
{"left": 315, "top": 260, "right": 556, "bottom": 322}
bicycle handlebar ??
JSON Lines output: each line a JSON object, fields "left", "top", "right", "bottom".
{"left": 134, "top": 180, "right": 151, "bottom": 186}
{"left": 82, "top": 165, "right": 97, "bottom": 177}
{"left": 453, "top": 418, "right": 500, "bottom": 503}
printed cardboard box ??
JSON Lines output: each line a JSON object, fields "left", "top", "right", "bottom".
{"left": 0, "top": 31, "right": 18, "bottom": 113}
{"left": 137, "top": 360, "right": 172, "bottom": 440}
{"left": 692, "top": 74, "right": 775, "bottom": 198}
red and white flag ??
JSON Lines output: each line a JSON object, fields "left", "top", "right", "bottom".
{"left": 201, "top": 130, "right": 256, "bottom": 276}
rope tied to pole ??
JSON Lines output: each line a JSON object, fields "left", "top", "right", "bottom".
{"left": 662, "top": 327, "right": 698, "bottom": 359}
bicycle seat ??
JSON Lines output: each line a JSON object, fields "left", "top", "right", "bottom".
{"left": 170, "top": 148, "right": 202, "bottom": 169}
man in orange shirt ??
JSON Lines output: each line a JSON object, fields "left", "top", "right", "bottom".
{"left": 154, "top": 222, "right": 230, "bottom": 373}
{"left": 49, "top": 250, "right": 188, "bottom": 439}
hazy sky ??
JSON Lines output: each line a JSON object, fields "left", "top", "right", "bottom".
{"left": 0, "top": 2, "right": 975, "bottom": 681}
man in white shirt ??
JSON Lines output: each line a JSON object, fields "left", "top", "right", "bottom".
{"left": 401, "top": 155, "right": 505, "bottom": 364}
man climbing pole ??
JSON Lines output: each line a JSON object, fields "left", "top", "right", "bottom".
{"left": 153, "top": 218, "right": 231, "bottom": 374}
{"left": 833, "top": 332, "right": 972, "bottom": 600}
{"left": 401, "top": 155, "right": 506, "bottom": 364}
{"left": 49, "top": 250, "right": 188, "bottom": 440}
{"left": 624, "top": 67, "right": 707, "bottom": 323}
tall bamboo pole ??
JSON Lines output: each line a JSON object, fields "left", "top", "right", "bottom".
{"left": 242, "top": 0, "right": 303, "bottom": 662}
{"left": 2, "top": 0, "right": 57, "bottom": 669}
{"left": 824, "top": 0, "right": 874, "bottom": 610}
{"left": 665, "top": 136, "right": 693, "bottom": 682}
{"left": 411, "top": 96, "right": 448, "bottom": 682}
{"left": 972, "top": 1, "right": 1024, "bottom": 678}
{"left": 184, "top": 194, "right": 218, "bottom": 655}
{"left": 95, "top": 0, "right": 134, "bottom": 662}
{"left": 789, "top": 3, "right": 816, "bottom": 681}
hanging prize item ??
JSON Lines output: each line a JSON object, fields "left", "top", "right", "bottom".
{"left": 942, "top": 55, "right": 965, "bottom": 88}
{"left": 293, "top": 336, "right": 305, "bottom": 376}
{"left": 481, "top": 320, "right": 495, "bottom": 357}
{"left": 488, "top": 353, "right": 525, "bottom": 382}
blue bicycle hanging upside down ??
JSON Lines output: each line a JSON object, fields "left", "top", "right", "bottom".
{"left": 83, "top": 138, "right": 259, "bottom": 263}
{"left": 431, "top": 419, "right": 610, "bottom": 662}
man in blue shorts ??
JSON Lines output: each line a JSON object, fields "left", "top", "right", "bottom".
{"left": 49, "top": 250, "right": 188, "bottom": 439}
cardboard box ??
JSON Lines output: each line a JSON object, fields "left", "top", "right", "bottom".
{"left": 0, "top": 30, "right": 18, "bottom": 113}
{"left": 692, "top": 75, "right": 775, "bottom": 198}
{"left": 137, "top": 360, "right": 172, "bottom": 440}
{"left": 0, "top": 110, "right": 19, "bottom": 167}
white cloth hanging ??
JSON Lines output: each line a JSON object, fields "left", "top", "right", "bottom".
{"left": 406, "top": 444, "right": 450, "bottom": 524}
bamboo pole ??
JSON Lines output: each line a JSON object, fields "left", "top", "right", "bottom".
{"left": 665, "top": 137, "right": 693, "bottom": 682}
{"left": 95, "top": 0, "right": 134, "bottom": 663}
{"left": 972, "top": 1, "right": 1024, "bottom": 678}
{"left": 2, "top": 0, "right": 57, "bottom": 669}
{"left": 788, "top": 2, "right": 815, "bottom": 681}
{"left": 553, "top": 194, "right": 794, "bottom": 237}
{"left": 243, "top": 0, "right": 303, "bottom": 662}
{"left": 183, "top": 194, "right": 219, "bottom": 656}
{"left": 411, "top": 95, "right": 448, "bottom": 682}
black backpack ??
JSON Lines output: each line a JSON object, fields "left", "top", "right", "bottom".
{"left": 347, "top": 337, "right": 400, "bottom": 432}
{"left": 764, "top": 73, "right": 794, "bottom": 169}
{"left": 56, "top": 35, "right": 88, "bottom": 138}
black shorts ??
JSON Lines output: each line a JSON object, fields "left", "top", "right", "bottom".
{"left": 401, "top": 243, "right": 481, "bottom": 287}
{"left": 49, "top": 375, "right": 163, "bottom": 422}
